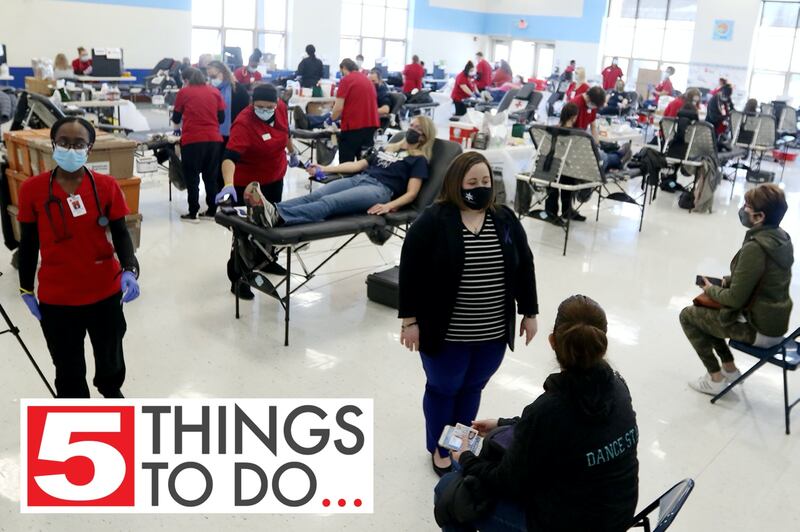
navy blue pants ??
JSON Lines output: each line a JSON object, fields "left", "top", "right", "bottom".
{"left": 421, "top": 340, "right": 506, "bottom": 458}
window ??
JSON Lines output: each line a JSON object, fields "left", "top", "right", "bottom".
{"left": 339, "top": 0, "right": 409, "bottom": 72}
{"left": 191, "top": 0, "right": 288, "bottom": 69}
{"left": 749, "top": 1, "right": 800, "bottom": 103}
{"left": 491, "top": 39, "right": 554, "bottom": 80}
{"left": 601, "top": 0, "right": 697, "bottom": 91}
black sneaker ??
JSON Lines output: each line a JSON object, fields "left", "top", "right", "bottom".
{"left": 565, "top": 211, "right": 587, "bottom": 222}
{"left": 199, "top": 210, "right": 216, "bottom": 220}
{"left": 231, "top": 282, "right": 255, "bottom": 300}
{"left": 180, "top": 213, "right": 199, "bottom": 224}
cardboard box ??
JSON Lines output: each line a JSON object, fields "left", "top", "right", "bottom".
{"left": 118, "top": 177, "right": 141, "bottom": 214}
{"left": 24, "top": 76, "right": 55, "bottom": 96}
{"left": 636, "top": 68, "right": 661, "bottom": 102}
{"left": 27, "top": 135, "right": 138, "bottom": 178}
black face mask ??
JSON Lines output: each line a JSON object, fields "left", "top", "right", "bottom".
{"left": 406, "top": 129, "right": 422, "bottom": 145}
{"left": 461, "top": 186, "right": 492, "bottom": 210}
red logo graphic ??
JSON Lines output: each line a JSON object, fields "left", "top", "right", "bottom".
{"left": 26, "top": 406, "right": 135, "bottom": 507}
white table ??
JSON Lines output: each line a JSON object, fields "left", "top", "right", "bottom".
{"left": 70, "top": 75, "right": 138, "bottom": 83}
{"left": 466, "top": 143, "right": 536, "bottom": 204}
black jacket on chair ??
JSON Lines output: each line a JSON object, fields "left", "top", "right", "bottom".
{"left": 398, "top": 202, "right": 538, "bottom": 355}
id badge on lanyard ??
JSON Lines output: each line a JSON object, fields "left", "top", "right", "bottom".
{"left": 67, "top": 194, "right": 87, "bottom": 217}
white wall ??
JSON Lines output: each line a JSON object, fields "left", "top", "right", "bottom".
{"left": 429, "top": 0, "right": 584, "bottom": 17}
{"left": 690, "top": 0, "right": 760, "bottom": 68}
{"left": 409, "top": 28, "right": 489, "bottom": 73}
{"left": 286, "top": 0, "right": 343, "bottom": 71}
{"left": 553, "top": 40, "right": 601, "bottom": 78}
{"left": 0, "top": 0, "right": 191, "bottom": 68}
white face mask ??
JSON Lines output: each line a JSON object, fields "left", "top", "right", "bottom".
{"left": 80, "top": 54, "right": 90, "bottom": 62}
{"left": 612, "top": 59, "right": 618, "bottom": 65}
{"left": 356, "top": 60, "right": 363, "bottom": 68}
{"left": 469, "top": 70, "right": 476, "bottom": 77}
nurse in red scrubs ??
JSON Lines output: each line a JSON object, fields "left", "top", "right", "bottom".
{"left": 17, "top": 117, "right": 140, "bottom": 398}
{"left": 216, "top": 84, "right": 298, "bottom": 299}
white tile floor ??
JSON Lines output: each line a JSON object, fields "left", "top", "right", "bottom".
{"left": 1, "top": 147, "right": 800, "bottom": 531}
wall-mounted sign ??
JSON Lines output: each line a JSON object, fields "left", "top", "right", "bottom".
{"left": 713, "top": 19, "right": 734, "bottom": 41}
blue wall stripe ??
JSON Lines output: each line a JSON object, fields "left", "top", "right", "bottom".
{"left": 413, "top": 0, "right": 607, "bottom": 43}
{"left": 61, "top": 0, "right": 190, "bottom": 10}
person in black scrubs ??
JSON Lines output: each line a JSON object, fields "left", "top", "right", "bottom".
{"left": 17, "top": 117, "right": 140, "bottom": 398}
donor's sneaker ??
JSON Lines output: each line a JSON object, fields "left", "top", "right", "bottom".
{"left": 721, "top": 367, "right": 742, "bottom": 383}
{"left": 688, "top": 373, "right": 728, "bottom": 396}
{"left": 243, "top": 182, "right": 279, "bottom": 228}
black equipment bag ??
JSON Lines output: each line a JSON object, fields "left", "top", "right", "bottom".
{"left": 366, "top": 266, "right": 400, "bottom": 309}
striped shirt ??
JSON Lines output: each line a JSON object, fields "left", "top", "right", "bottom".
{"left": 445, "top": 214, "right": 507, "bottom": 342}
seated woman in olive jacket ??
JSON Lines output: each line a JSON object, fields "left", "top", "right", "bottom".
{"left": 682, "top": 183, "right": 793, "bottom": 396}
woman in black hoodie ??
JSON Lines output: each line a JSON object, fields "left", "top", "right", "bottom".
{"left": 435, "top": 295, "right": 639, "bottom": 532}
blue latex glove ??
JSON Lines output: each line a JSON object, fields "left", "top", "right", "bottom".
{"left": 313, "top": 166, "right": 326, "bottom": 181}
{"left": 288, "top": 152, "right": 300, "bottom": 168}
{"left": 121, "top": 271, "right": 140, "bottom": 304}
{"left": 172, "top": 128, "right": 181, "bottom": 136}
{"left": 323, "top": 116, "right": 334, "bottom": 127}
{"left": 21, "top": 293, "right": 41, "bottom": 321}
{"left": 215, "top": 185, "right": 237, "bottom": 205}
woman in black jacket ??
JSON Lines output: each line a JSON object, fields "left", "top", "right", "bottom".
{"left": 436, "top": 295, "right": 639, "bottom": 532}
{"left": 399, "top": 151, "right": 539, "bottom": 477}
{"left": 296, "top": 44, "right": 324, "bottom": 89}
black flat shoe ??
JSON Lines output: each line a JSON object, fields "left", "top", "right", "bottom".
{"left": 432, "top": 453, "right": 453, "bottom": 477}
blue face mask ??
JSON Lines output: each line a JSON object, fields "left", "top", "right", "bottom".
{"left": 210, "top": 78, "right": 223, "bottom": 87}
{"left": 53, "top": 146, "right": 88, "bottom": 173}
{"left": 254, "top": 107, "right": 275, "bottom": 122}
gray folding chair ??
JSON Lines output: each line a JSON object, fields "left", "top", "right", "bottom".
{"left": 516, "top": 125, "right": 605, "bottom": 255}
{"left": 629, "top": 479, "right": 695, "bottom": 532}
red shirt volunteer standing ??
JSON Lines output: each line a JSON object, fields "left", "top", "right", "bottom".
{"left": 571, "top": 86, "right": 607, "bottom": 139}
{"left": 474, "top": 53, "right": 492, "bottom": 91}
{"left": 217, "top": 83, "right": 298, "bottom": 300}
{"left": 331, "top": 58, "right": 380, "bottom": 163}
{"left": 451, "top": 61, "right": 477, "bottom": 117}
{"left": 403, "top": 56, "right": 425, "bottom": 94}
{"left": 172, "top": 67, "right": 226, "bottom": 221}
{"left": 601, "top": 61, "right": 624, "bottom": 90}
{"left": 17, "top": 117, "right": 140, "bottom": 398}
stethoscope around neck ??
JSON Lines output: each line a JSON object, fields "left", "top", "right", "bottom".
{"left": 45, "top": 166, "right": 108, "bottom": 242}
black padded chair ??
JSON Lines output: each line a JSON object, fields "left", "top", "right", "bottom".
{"left": 214, "top": 137, "right": 462, "bottom": 345}
{"left": 379, "top": 92, "right": 406, "bottom": 131}
{"left": 474, "top": 88, "right": 519, "bottom": 113}
{"left": 509, "top": 91, "right": 543, "bottom": 123}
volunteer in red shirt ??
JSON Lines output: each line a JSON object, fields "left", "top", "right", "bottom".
{"left": 234, "top": 51, "right": 263, "bottom": 87}
{"left": 650, "top": 66, "right": 675, "bottom": 106}
{"left": 474, "top": 52, "right": 492, "bottom": 91}
{"left": 492, "top": 60, "right": 513, "bottom": 87}
{"left": 331, "top": 58, "right": 380, "bottom": 163}
{"left": 663, "top": 87, "right": 701, "bottom": 118}
{"left": 451, "top": 60, "right": 477, "bottom": 117}
{"left": 403, "top": 55, "right": 426, "bottom": 94}
{"left": 216, "top": 84, "right": 297, "bottom": 299}
{"left": 571, "top": 85, "right": 607, "bottom": 140}
{"left": 566, "top": 67, "right": 589, "bottom": 100}
{"left": 601, "top": 57, "right": 624, "bottom": 90}
{"left": 17, "top": 117, "right": 140, "bottom": 398}
{"left": 172, "top": 67, "right": 226, "bottom": 222}
{"left": 71, "top": 46, "right": 93, "bottom": 75}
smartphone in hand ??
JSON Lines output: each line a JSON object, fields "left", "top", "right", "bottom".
{"left": 696, "top": 275, "right": 723, "bottom": 288}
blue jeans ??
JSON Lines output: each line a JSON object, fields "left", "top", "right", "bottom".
{"left": 276, "top": 174, "right": 392, "bottom": 225}
{"left": 421, "top": 340, "right": 506, "bottom": 458}
{"left": 599, "top": 150, "right": 623, "bottom": 172}
{"left": 434, "top": 470, "right": 527, "bottom": 532}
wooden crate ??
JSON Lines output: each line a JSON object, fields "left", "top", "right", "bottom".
{"left": 126, "top": 213, "right": 142, "bottom": 250}
{"left": 6, "top": 168, "right": 29, "bottom": 206}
